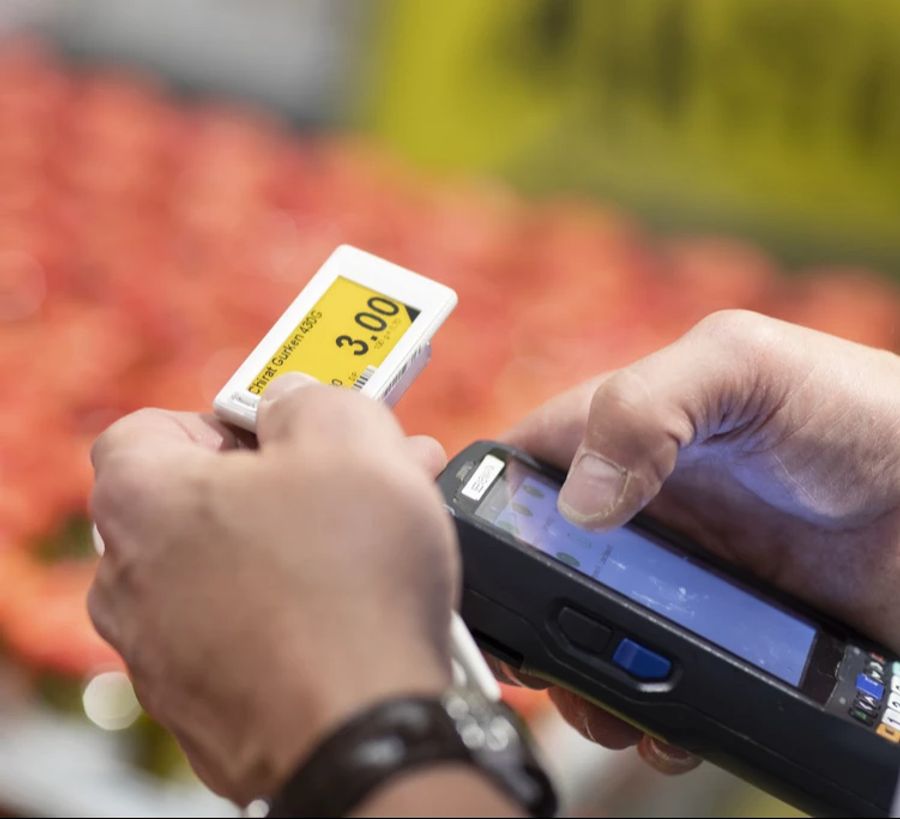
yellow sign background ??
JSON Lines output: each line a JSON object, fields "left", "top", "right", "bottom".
{"left": 249, "top": 277, "right": 417, "bottom": 395}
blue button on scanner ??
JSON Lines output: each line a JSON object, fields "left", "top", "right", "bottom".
{"left": 612, "top": 638, "right": 672, "bottom": 681}
{"left": 857, "top": 674, "right": 885, "bottom": 701}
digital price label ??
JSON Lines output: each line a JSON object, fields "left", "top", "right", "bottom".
{"left": 214, "top": 245, "right": 457, "bottom": 432}
{"left": 248, "top": 277, "right": 420, "bottom": 396}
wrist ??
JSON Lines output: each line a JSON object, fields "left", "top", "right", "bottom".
{"left": 239, "top": 645, "right": 452, "bottom": 802}
{"left": 265, "top": 688, "right": 555, "bottom": 819}
{"left": 351, "top": 763, "right": 525, "bottom": 818}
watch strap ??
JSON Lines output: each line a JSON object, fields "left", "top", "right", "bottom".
{"left": 266, "top": 695, "right": 555, "bottom": 818}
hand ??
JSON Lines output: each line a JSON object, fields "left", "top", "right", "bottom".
{"left": 88, "top": 374, "right": 459, "bottom": 805}
{"left": 503, "top": 310, "right": 900, "bottom": 772}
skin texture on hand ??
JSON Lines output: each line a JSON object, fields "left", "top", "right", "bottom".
{"left": 502, "top": 310, "right": 900, "bottom": 769}
{"left": 88, "top": 374, "right": 460, "bottom": 805}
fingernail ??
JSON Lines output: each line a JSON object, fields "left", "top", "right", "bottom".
{"left": 558, "top": 452, "right": 627, "bottom": 523}
{"left": 259, "top": 372, "right": 318, "bottom": 404}
{"left": 638, "top": 736, "right": 701, "bottom": 774}
{"left": 582, "top": 712, "right": 598, "bottom": 744}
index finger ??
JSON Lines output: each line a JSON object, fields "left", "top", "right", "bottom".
{"left": 91, "top": 409, "right": 241, "bottom": 474}
{"left": 90, "top": 410, "right": 238, "bottom": 551}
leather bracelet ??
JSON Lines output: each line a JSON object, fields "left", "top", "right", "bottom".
{"left": 266, "top": 692, "right": 556, "bottom": 818}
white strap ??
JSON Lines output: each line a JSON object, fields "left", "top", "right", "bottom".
{"left": 450, "top": 613, "right": 501, "bottom": 702}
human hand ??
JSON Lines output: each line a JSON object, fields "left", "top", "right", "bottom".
{"left": 503, "top": 310, "right": 900, "bottom": 772}
{"left": 88, "top": 374, "right": 459, "bottom": 805}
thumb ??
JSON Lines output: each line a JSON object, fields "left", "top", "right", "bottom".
{"left": 256, "top": 371, "right": 407, "bottom": 453}
{"left": 404, "top": 435, "right": 448, "bottom": 478}
{"left": 255, "top": 372, "right": 322, "bottom": 446}
{"left": 558, "top": 311, "right": 773, "bottom": 529}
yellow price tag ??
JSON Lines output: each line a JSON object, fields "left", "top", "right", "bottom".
{"left": 248, "top": 276, "right": 419, "bottom": 395}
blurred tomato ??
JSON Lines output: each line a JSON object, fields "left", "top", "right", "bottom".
{"left": 660, "top": 236, "right": 781, "bottom": 327}
{"left": 3, "top": 560, "right": 122, "bottom": 677}
{"left": 777, "top": 268, "right": 900, "bottom": 350}
{"left": 0, "top": 547, "right": 42, "bottom": 623}
{"left": 0, "top": 249, "right": 46, "bottom": 322}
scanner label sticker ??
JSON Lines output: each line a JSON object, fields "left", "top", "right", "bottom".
{"left": 462, "top": 455, "right": 505, "bottom": 501}
{"left": 248, "top": 276, "right": 420, "bottom": 396}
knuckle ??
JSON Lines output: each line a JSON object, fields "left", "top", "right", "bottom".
{"left": 120, "top": 634, "right": 159, "bottom": 691}
{"left": 692, "top": 309, "right": 789, "bottom": 394}
{"left": 91, "top": 408, "right": 163, "bottom": 462}
{"left": 87, "top": 582, "right": 116, "bottom": 646}
{"left": 90, "top": 456, "right": 152, "bottom": 522}
{"left": 693, "top": 309, "right": 778, "bottom": 351}
{"left": 128, "top": 407, "right": 165, "bottom": 426}
{"left": 108, "top": 550, "right": 141, "bottom": 593}
{"left": 588, "top": 369, "right": 652, "bottom": 429}
{"left": 90, "top": 471, "right": 121, "bottom": 522}
{"left": 86, "top": 583, "right": 103, "bottom": 628}
{"left": 130, "top": 675, "right": 160, "bottom": 717}
{"left": 90, "top": 418, "right": 126, "bottom": 468}
{"left": 89, "top": 432, "right": 109, "bottom": 470}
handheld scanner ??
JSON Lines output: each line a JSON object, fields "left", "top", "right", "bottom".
{"left": 438, "top": 441, "right": 900, "bottom": 817}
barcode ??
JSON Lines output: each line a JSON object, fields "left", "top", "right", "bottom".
{"left": 352, "top": 366, "right": 377, "bottom": 391}
{"left": 383, "top": 357, "right": 412, "bottom": 396}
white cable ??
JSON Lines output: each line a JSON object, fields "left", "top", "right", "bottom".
{"left": 450, "top": 613, "right": 501, "bottom": 701}
{"left": 91, "top": 523, "right": 105, "bottom": 557}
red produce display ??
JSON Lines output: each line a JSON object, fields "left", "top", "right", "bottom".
{"left": 0, "top": 39, "right": 898, "bottom": 689}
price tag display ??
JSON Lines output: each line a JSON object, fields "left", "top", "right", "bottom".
{"left": 248, "top": 277, "right": 420, "bottom": 396}
{"left": 214, "top": 245, "right": 457, "bottom": 431}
